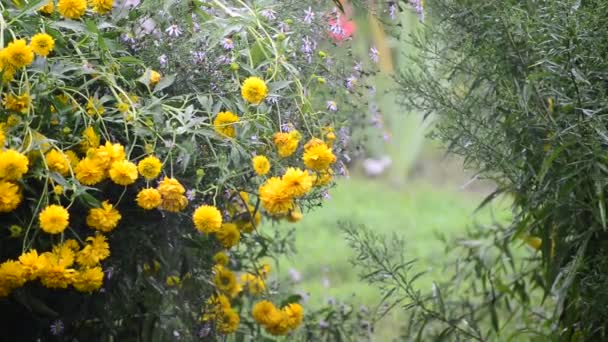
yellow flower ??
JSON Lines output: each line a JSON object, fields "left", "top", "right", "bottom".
{"left": 282, "top": 167, "right": 312, "bottom": 198}
{"left": 3, "top": 39, "right": 34, "bottom": 69}
{"left": 52, "top": 242, "right": 76, "bottom": 267}
{"left": 75, "top": 158, "right": 106, "bottom": 185}
{"left": 324, "top": 127, "right": 336, "bottom": 147}
{"left": 86, "top": 201, "right": 121, "bottom": 232}
{"left": 166, "top": 275, "right": 180, "bottom": 287}
{"left": 216, "top": 307, "right": 240, "bottom": 334}
{"left": 149, "top": 70, "right": 161, "bottom": 86}
{"left": 19, "top": 249, "right": 47, "bottom": 281}
{"left": 3, "top": 93, "right": 31, "bottom": 113}
{"left": 157, "top": 177, "right": 188, "bottom": 212}
{"left": 116, "top": 102, "right": 129, "bottom": 113}
{"left": 193, "top": 205, "right": 223, "bottom": 233}
{"left": 241, "top": 76, "right": 268, "bottom": 104}
{"left": 0, "top": 180, "right": 22, "bottom": 213}
{"left": 45, "top": 149, "right": 70, "bottom": 176}
{"left": 73, "top": 266, "right": 104, "bottom": 292}
{"left": 65, "top": 150, "right": 80, "bottom": 169}
{"left": 30, "top": 33, "right": 55, "bottom": 57}
{"left": 252, "top": 155, "right": 270, "bottom": 176}
{"left": 90, "top": 0, "right": 112, "bottom": 14}
{"left": 109, "top": 160, "right": 138, "bottom": 186}
{"left": 39, "top": 204, "right": 70, "bottom": 234}
{"left": 137, "top": 155, "right": 162, "bottom": 180}
{"left": 213, "top": 251, "right": 229, "bottom": 266}
{"left": 213, "top": 265, "right": 239, "bottom": 296}
{"left": 216, "top": 223, "right": 241, "bottom": 249}
{"left": 81, "top": 126, "right": 100, "bottom": 152}
{"left": 0, "top": 149, "right": 28, "bottom": 181}
{"left": 282, "top": 303, "right": 304, "bottom": 329}
{"left": 240, "top": 273, "right": 265, "bottom": 295}
{"left": 53, "top": 185, "right": 64, "bottom": 195}
{"left": 0, "top": 260, "right": 26, "bottom": 297}
{"left": 287, "top": 208, "right": 303, "bottom": 223}
{"left": 136, "top": 188, "right": 162, "bottom": 210}
{"left": 252, "top": 300, "right": 282, "bottom": 327}
{"left": 213, "top": 111, "right": 239, "bottom": 138}
{"left": 303, "top": 141, "right": 336, "bottom": 171}
{"left": 57, "top": 0, "right": 87, "bottom": 19}
{"left": 39, "top": 0, "right": 54, "bottom": 14}
{"left": 273, "top": 130, "right": 301, "bottom": 158}
{"left": 38, "top": 261, "right": 76, "bottom": 289}
{"left": 313, "top": 169, "right": 333, "bottom": 186}
{"left": 259, "top": 177, "right": 293, "bottom": 216}
{"left": 77, "top": 234, "right": 110, "bottom": 267}
{"left": 86, "top": 97, "right": 105, "bottom": 116}
{"left": 90, "top": 141, "right": 126, "bottom": 170}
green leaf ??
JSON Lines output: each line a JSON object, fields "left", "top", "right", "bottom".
{"left": 154, "top": 74, "right": 176, "bottom": 93}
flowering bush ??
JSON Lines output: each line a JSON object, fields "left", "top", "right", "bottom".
{"left": 0, "top": 0, "right": 377, "bottom": 340}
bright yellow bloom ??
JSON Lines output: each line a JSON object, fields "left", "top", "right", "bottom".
{"left": 75, "top": 158, "right": 106, "bottom": 185}
{"left": 0, "top": 180, "right": 22, "bottom": 213}
{"left": 52, "top": 242, "right": 76, "bottom": 267}
{"left": 252, "top": 155, "right": 270, "bottom": 176}
{"left": 45, "top": 149, "right": 70, "bottom": 176}
{"left": 109, "top": 160, "right": 138, "bottom": 186}
{"left": 213, "top": 251, "right": 229, "bottom": 266}
{"left": 0, "top": 149, "right": 29, "bottom": 180}
{"left": 3, "top": 93, "right": 30, "bottom": 113}
{"left": 3, "top": 39, "right": 34, "bottom": 68}
{"left": 287, "top": 208, "right": 303, "bottom": 222}
{"left": 217, "top": 307, "right": 240, "bottom": 334}
{"left": 282, "top": 167, "right": 312, "bottom": 197}
{"left": 273, "top": 130, "right": 301, "bottom": 157}
{"left": 157, "top": 177, "right": 188, "bottom": 212}
{"left": 39, "top": 0, "right": 54, "bottom": 14}
{"left": 77, "top": 234, "right": 110, "bottom": 267}
{"left": 216, "top": 223, "right": 240, "bottom": 249}
{"left": 73, "top": 267, "right": 104, "bottom": 292}
{"left": 303, "top": 142, "right": 336, "bottom": 171}
{"left": 39, "top": 204, "right": 70, "bottom": 234}
{"left": 213, "top": 265, "right": 239, "bottom": 296}
{"left": 86, "top": 97, "right": 105, "bottom": 116}
{"left": 252, "top": 300, "right": 282, "bottom": 327}
{"left": 19, "top": 249, "right": 47, "bottom": 281}
{"left": 86, "top": 201, "right": 121, "bottom": 232}
{"left": 193, "top": 205, "right": 223, "bottom": 233}
{"left": 0, "top": 260, "right": 26, "bottom": 297}
{"left": 57, "top": 0, "right": 87, "bottom": 19}
{"left": 137, "top": 155, "right": 162, "bottom": 180}
{"left": 30, "top": 33, "right": 55, "bottom": 57}
{"left": 136, "top": 188, "right": 162, "bottom": 210}
{"left": 91, "top": 141, "right": 126, "bottom": 169}
{"left": 90, "top": 0, "right": 112, "bottom": 14}
{"left": 241, "top": 76, "right": 268, "bottom": 104}
{"left": 38, "top": 261, "right": 76, "bottom": 289}
{"left": 53, "top": 185, "right": 64, "bottom": 195}
{"left": 149, "top": 70, "right": 161, "bottom": 86}
{"left": 65, "top": 150, "right": 80, "bottom": 169}
{"left": 116, "top": 102, "right": 129, "bottom": 113}
{"left": 259, "top": 177, "right": 293, "bottom": 216}
{"left": 240, "top": 273, "right": 265, "bottom": 295}
{"left": 80, "top": 126, "right": 100, "bottom": 152}
{"left": 213, "top": 111, "right": 239, "bottom": 138}
{"left": 282, "top": 303, "right": 304, "bottom": 329}
{"left": 313, "top": 169, "right": 333, "bottom": 186}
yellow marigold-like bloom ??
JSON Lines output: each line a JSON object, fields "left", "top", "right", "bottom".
{"left": 273, "top": 130, "right": 301, "bottom": 158}
{"left": 313, "top": 169, "right": 333, "bottom": 186}
{"left": 73, "top": 266, "right": 104, "bottom": 292}
{"left": 65, "top": 150, "right": 80, "bottom": 169}
{"left": 3, "top": 39, "right": 34, "bottom": 69}
{"left": 213, "top": 111, "right": 239, "bottom": 138}
{"left": 30, "top": 33, "right": 55, "bottom": 57}
{"left": 39, "top": 204, "right": 70, "bottom": 234}
{"left": 136, "top": 188, "right": 162, "bottom": 210}
{"left": 75, "top": 158, "right": 106, "bottom": 185}
{"left": 213, "top": 265, "right": 239, "bottom": 296}
{"left": 259, "top": 177, "right": 294, "bottom": 216}
{"left": 241, "top": 76, "right": 268, "bottom": 104}
{"left": 52, "top": 242, "right": 76, "bottom": 267}
{"left": 77, "top": 234, "right": 110, "bottom": 267}
{"left": 86, "top": 201, "right": 121, "bottom": 232}
{"left": 90, "top": 0, "right": 112, "bottom": 14}
{"left": 240, "top": 273, "right": 265, "bottom": 296}
{"left": 149, "top": 70, "right": 161, "bottom": 86}
{"left": 137, "top": 155, "right": 162, "bottom": 180}
{"left": 0, "top": 149, "right": 29, "bottom": 180}
{"left": 252, "top": 155, "right": 270, "bottom": 176}
{"left": 0, "top": 49, "right": 16, "bottom": 82}
{"left": 217, "top": 307, "right": 240, "bottom": 334}
{"left": 287, "top": 208, "right": 303, "bottom": 223}
{"left": 0, "top": 260, "right": 27, "bottom": 297}
{"left": 91, "top": 141, "right": 126, "bottom": 170}
{"left": 109, "top": 160, "right": 138, "bottom": 186}
{"left": 38, "top": 262, "right": 76, "bottom": 289}
{"left": 303, "top": 142, "right": 336, "bottom": 171}
{"left": 252, "top": 300, "right": 282, "bottom": 327}
{"left": 282, "top": 303, "right": 304, "bottom": 329}
{"left": 0, "top": 180, "right": 22, "bottom": 213}
{"left": 39, "top": 0, "right": 54, "bottom": 14}
{"left": 216, "top": 223, "right": 240, "bottom": 249}
{"left": 3, "top": 93, "right": 31, "bottom": 113}
{"left": 19, "top": 249, "right": 48, "bottom": 281}
{"left": 0, "top": 128, "right": 5, "bottom": 148}
{"left": 57, "top": 0, "right": 87, "bottom": 19}
{"left": 193, "top": 205, "right": 223, "bottom": 233}
{"left": 45, "top": 149, "right": 70, "bottom": 176}
{"left": 304, "top": 137, "right": 325, "bottom": 151}
{"left": 282, "top": 167, "right": 313, "bottom": 198}
{"left": 86, "top": 97, "right": 105, "bottom": 116}
{"left": 213, "top": 251, "right": 229, "bottom": 266}
{"left": 157, "top": 177, "right": 188, "bottom": 212}
{"left": 80, "top": 126, "right": 100, "bottom": 152}
{"left": 53, "top": 185, "right": 64, "bottom": 195}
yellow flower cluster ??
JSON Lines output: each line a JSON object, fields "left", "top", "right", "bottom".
{"left": 0, "top": 33, "right": 56, "bottom": 82}
{"left": 213, "top": 111, "right": 240, "bottom": 138}
{"left": 273, "top": 130, "right": 302, "bottom": 157}
{"left": 241, "top": 76, "right": 268, "bottom": 104}
{"left": 259, "top": 167, "right": 312, "bottom": 216}
{"left": 252, "top": 300, "right": 304, "bottom": 336}
{"left": 252, "top": 155, "right": 271, "bottom": 176}
{"left": 0, "top": 149, "right": 28, "bottom": 213}
{"left": 201, "top": 294, "right": 240, "bottom": 334}
{"left": 0, "top": 235, "right": 109, "bottom": 297}
{"left": 157, "top": 177, "right": 188, "bottom": 212}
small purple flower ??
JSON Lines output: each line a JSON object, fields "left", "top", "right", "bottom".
{"left": 319, "top": 320, "right": 330, "bottom": 329}
{"left": 322, "top": 191, "right": 331, "bottom": 200}
{"left": 410, "top": 0, "right": 424, "bottom": 20}
{"left": 198, "top": 324, "right": 212, "bottom": 337}
{"left": 338, "top": 127, "right": 350, "bottom": 147}
{"left": 165, "top": 24, "right": 182, "bottom": 37}
{"left": 192, "top": 51, "right": 205, "bottom": 63}
{"left": 326, "top": 100, "right": 338, "bottom": 112}
{"left": 383, "top": 132, "right": 392, "bottom": 141}
{"left": 329, "top": 17, "right": 345, "bottom": 36}
{"left": 222, "top": 38, "right": 234, "bottom": 50}
{"left": 216, "top": 55, "right": 232, "bottom": 65}
{"left": 301, "top": 36, "right": 317, "bottom": 63}
{"left": 50, "top": 320, "right": 64, "bottom": 336}
{"left": 289, "top": 268, "right": 302, "bottom": 283}
{"left": 353, "top": 61, "right": 362, "bottom": 73}
{"left": 266, "top": 96, "right": 279, "bottom": 105}
{"left": 121, "top": 32, "right": 136, "bottom": 45}
{"left": 304, "top": 7, "right": 315, "bottom": 24}
{"left": 369, "top": 46, "right": 379, "bottom": 63}
{"left": 278, "top": 22, "right": 290, "bottom": 33}
{"left": 158, "top": 54, "right": 168, "bottom": 68}
{"left": 186, "top": 189, "right": 196, "bottom": 201}
{"left": 389, "top": 2, "right": 398, "bottom": 20}
{"left": 105, "top": 267, "right": 114, "bottom": 280}
{"left": 346, "top": 75, "right": 357, "bottom": 90}
{"left": 260, "top": 9, "right": 277, "bottom": 20}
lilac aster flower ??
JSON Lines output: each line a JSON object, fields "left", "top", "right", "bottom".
{"left": 369, "top": 46, "right": 379, "bottom": 63}
{"left": 389, "top": 2, "right": 398, "bottom": 20}
{"left": 410, "top": 0, "right": 424, "bottom": 20}
{"left": 192, "top": 51, "right": 205, "bottom": 63}
{"left": 326, "top": 100, "right": 338, "bottom": 112}
{"left": 186, "top": 189, "right": 196, "bottom": 201}
{"left": 158, "top": 54, "right": 168, "bottom": 68}
{"left": 353, "top": 61, "right": 362, "bottom": 73}
{"left": 329, "top": 17, "right": 345, "bottom": 37}
{"left": 165, "top": 24, "right": 182, "bottom": 37}
{"left": 304, "top": 7, "right": 315, "bottom": 24}
{"left": 301, "top": 36, "right": 316, "bottom": 63}
{"left": 222, "top": 38, "right": 234, "bottom": 50}
{"left": 319, "top": 320, "right": 330, "bottom": 329}
{"left": 278, "top": 22, "right": 290, "bottom": 32}
{"left": 50, "top": 320, "right": 64, "bottom": 336}
{"left": 266, "top": 96, "right": 279, "bottom": 105}
{"left": 121, "top": 32, "right": 136, "bottom": 45}
{"left": 260, "top": 9, "right": 277, "bottom": 20}
{"left": 346, "top": 75, "right": 357, "bottom": 90}
{"left": 322, "top": 191, "right": 331, "bottom": 200}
